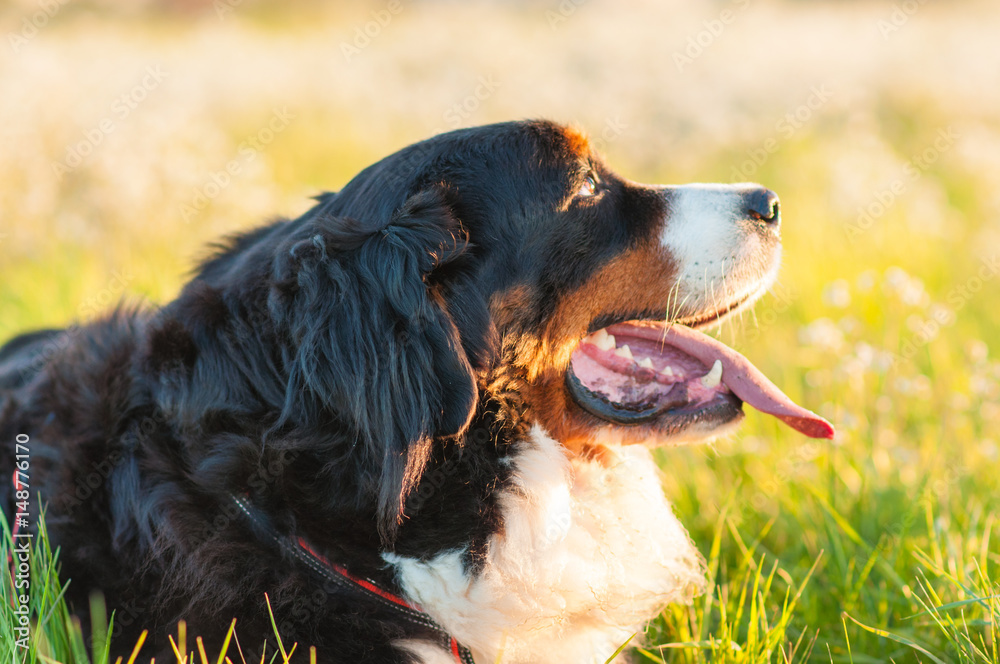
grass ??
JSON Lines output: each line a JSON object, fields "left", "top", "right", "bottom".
{"left": 0, "top": 509, "right": 311, "bottom": 664}
{"left": 0, "top": 507, "right": 110, "bottom": 664}
{"left": 1, "top": 0, "right": 999, "bottom": 662}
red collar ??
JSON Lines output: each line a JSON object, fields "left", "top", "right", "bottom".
{"left": 230, "top": 495, "right": 475, "bottom": 664}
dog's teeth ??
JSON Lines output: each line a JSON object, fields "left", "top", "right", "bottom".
{"left": 589, "top": 329, "right": 616, "bottom": 351}
{"left": 597, "top": 333, "right": 616, "bottom": 351}
{"left": 637, "top": 357, "right": 654, "bottom": 370}
{"left": 660, "top": 365, "right": 674, "bottom": 378}
{"left": 614, "top": 344, "right": 633, "bottom": 361}
{"left": 700, "top": 360, "right": 723, "bottom": 388}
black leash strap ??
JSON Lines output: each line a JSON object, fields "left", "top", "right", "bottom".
{"left": 230, "top": 495, "right": 475, "bottom": 663}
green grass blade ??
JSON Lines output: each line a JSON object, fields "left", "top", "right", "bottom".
{"left": 842, "top": 611, "right": 949, "bottom": 664}
{"left": 603, "top": 633, "right": 636, "bottom": 663}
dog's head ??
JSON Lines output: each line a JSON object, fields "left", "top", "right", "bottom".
{"left": 263, "top": 120, "right": 832, "bottom": 535}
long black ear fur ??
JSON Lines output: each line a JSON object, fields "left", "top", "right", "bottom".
{"left": 272, "top": 189, "right": 477, "bottom": 540}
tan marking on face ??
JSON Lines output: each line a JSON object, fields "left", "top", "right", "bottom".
{"left": 515, "top": 241, "right": 682, "bottom": 456}
{"left": 524, "top": 241, "right": 680, "bottom": 382}
{"left": 561, "top": 125, "right": 592, "bottom": 160}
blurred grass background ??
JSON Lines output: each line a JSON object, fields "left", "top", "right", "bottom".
{"left": 2, "top": 0, "right": 1000, "bottom": 661}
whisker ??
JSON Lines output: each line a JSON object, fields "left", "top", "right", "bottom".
{"left": 706, "top": 266, "right": 720, "bottom": 338}
{"left": 718, "top": 258, "right": 736, "bottom": 345}
{"left": 665, "top": 280, "right": 680, "bottom": 323}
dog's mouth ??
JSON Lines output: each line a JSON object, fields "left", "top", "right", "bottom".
{"left": 566, "top": 313, "right": 834, "bottom": 440}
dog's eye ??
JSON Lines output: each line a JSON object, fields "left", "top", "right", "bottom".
{"left": 577, "top": 174, "right": 598, "bottom": 198}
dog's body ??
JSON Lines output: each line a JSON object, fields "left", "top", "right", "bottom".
{"left": 0, "top": 121, "right": 830, "bottom": 663}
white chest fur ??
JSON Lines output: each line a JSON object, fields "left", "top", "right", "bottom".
{"left": 384, "top": 426, "right": 707, "bottom": 664}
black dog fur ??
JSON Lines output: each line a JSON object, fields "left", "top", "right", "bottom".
{"left": 1, "top": 120, "right": 674, "bottom": 661}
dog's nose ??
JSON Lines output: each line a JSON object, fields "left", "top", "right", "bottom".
{"left": 744, "top": 187, "right": 780, "bottom": 226}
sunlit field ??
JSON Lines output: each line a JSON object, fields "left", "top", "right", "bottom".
{"left": 2, "top": 0, "right": 1000, "bottom": 661}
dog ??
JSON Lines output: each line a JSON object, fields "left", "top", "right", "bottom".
{"left": 0, "top": 120, "right": 832, "bottom": 663}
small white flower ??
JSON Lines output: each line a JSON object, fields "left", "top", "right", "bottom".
{"left": 966, "top": 340, "right": 989, "bottom": 365}
{"left": 856, "top": 270, "right": 877, "bottom": 293}
{"left": 822, "top": 279, "right": 851, "bottom": 308}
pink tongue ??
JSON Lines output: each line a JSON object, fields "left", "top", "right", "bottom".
{"left": 606, "top": 322, "right": 835, "bottom": 439}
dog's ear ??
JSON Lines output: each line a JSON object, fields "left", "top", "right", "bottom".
{"left": 273, "top": 189, "right": 479, "bottom": 540}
